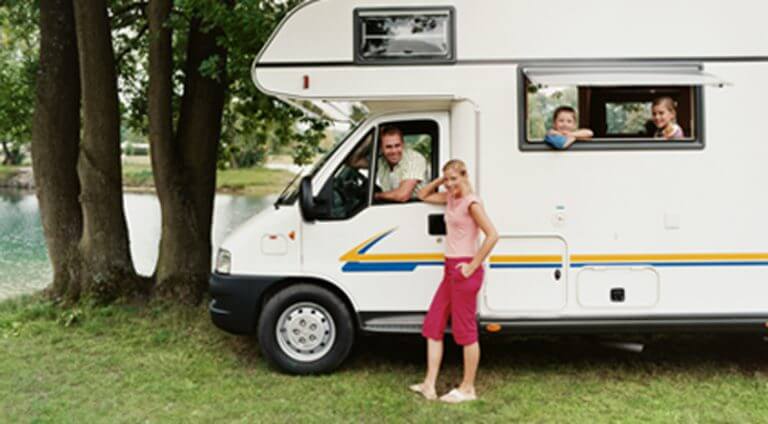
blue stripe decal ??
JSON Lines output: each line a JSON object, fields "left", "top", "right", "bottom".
{"left": 345, "top": 261, "right": 768, "bottom": 272}
{"left": 489, "top": 261, "right": 768, "bottom": 269}
{"left": 490, "top": 263, "right": 562, "bottom": 269}
{"left": 571, "top": 261, "right": 768, "bottom": 268}
{"left": 342, "top": 261, "right": 443, "bottom": 272}
{"left": 357, "top": 230, "right": 396, "bottom": 254}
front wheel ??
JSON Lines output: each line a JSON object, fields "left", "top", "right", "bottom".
{"left": 257, "top": 284, "right": 354, "bottom": 374}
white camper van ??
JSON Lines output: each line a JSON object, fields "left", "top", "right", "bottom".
{"left": 209, "top": 0, "right": 768, "bottom": 374}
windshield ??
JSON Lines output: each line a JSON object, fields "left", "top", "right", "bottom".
{"left": 275, "top": 120, "right": 365, "bottom": 206}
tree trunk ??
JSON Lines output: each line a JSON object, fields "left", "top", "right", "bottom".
{"left": 31, "top": 0, "right": 83, "bottom": 303}
{"left": 72, "top": 0, "right": 143, "bottom": 301}
{"left": 150, "top": 10, "right": 229, "bottom": 304}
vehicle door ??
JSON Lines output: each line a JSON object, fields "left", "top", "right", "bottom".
{"left": 302, "top": 112, "right": 450, "bottom": 313}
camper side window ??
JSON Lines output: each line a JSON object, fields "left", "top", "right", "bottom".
{"left": 523, "top": 80, "right": 703, "bottom": 150}
{"left": 354, "top": 8, "right": 455, "bottom": 64}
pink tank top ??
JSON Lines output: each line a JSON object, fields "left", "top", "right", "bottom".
{"left": 445, "top": 193, "right": 481, "bottom": 258}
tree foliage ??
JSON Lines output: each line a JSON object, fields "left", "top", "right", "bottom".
{"left": 0, "top": 1, "right": 37, "bottom": 164}
{"left": 113, "top": 0, "right": 329, "bottom": 168}
{"left": 3, "top": 0, "right": 329, "bottom": 168}
{"left": 526, "top": 85, "right": 578, "bottom": 140}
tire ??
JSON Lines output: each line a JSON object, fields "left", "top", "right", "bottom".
{"left": 257, "top": 283, "right": 355, "bottom": 374}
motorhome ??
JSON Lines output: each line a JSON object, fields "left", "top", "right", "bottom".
{"left": 209, "top": 0, "right": 768, "bottom": 374}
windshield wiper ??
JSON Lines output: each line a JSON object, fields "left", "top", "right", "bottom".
{"left": 274, "top": 168, "right": 304, "bottom": 209}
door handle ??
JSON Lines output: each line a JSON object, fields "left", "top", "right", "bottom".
{"left": 428, "top": 214, "right": 446, "bottom": 236}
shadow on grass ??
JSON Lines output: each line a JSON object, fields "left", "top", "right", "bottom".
{"left": 224, "top": 327, "right": 768, "bottom": 378}
{"left": 358, "top": 333, "right": 768, "bottom": 371}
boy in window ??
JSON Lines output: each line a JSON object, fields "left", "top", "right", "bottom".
{"left": 544, "top": 106, "right": 594, "bottom": 149}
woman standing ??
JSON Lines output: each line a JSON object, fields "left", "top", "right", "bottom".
{"left": 410, "top": 159, "right": 499, "bottom": 403}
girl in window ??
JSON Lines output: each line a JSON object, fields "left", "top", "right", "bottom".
{"left": 652, "top": 96, "right": 685, "bottom": 139}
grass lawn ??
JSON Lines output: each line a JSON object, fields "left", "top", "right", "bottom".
{"left": 122, "top": 164, "right": 294, "bottom": 196}
{"left": 216, "top": 167, "right": 295, "bottom": 196}
{"left": 0, "top": 165, "right": 22, "bottom": 183}
{"left": 122, "top": 163, "right": 156, "bottom": 188}
{"left": 2, "top": 296, "right": 768, "bottom": 423}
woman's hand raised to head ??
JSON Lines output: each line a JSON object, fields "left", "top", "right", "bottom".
{"left": 418, "top": 176, "right": 448, "bottom": 204}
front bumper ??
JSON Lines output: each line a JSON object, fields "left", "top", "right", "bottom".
{"left": 208, "top": 272, "right": 282, "bottom": 335}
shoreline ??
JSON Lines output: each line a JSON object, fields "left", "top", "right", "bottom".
{"left": 1, "top": 183, "right": 274, "bottom": 197}
{"left": 0, "top": 166, "right": 292, "bottom": 196}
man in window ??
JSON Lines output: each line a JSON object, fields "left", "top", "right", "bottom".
{"left": 349, "top": 126, "right": 428, "bottom": 202}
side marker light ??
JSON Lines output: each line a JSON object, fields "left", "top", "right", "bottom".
{"left": 486, "top": 323, "right": 502, "bottom": 333}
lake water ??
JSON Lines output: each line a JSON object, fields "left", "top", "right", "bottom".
{"left": 0, "top": 188, "right": 273, "bottom": 300}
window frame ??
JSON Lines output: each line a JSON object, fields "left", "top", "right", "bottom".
{"left": 353, "top": 6, "right": 457, "bottom": 66}
{"left": 370, "top": 119, "right": 441, "bottom": 206}
{"left": 314, "top": 118, "right": 441, "bottom": 221}
{"left": 517, "top": 66, "right": 706, "bottom": 152}
{"left": 315, "top": 128, "right": 376, "bottom": 221}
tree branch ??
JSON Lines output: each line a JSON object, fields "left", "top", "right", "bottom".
{"left": 110, "top": 1, "right": 148, "bottom": 19}
{"left": 111, "top": 1, "right": 148, "bottom": 30}
{"left": 115, "top": 22, "right": 148, "bottom": 65}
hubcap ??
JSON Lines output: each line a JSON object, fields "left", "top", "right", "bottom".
{"left": 276, "top": 302, "right": 335, "bottom": 362}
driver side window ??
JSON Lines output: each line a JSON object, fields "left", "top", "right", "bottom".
{"left": 373, "top": 120, "right": 439, "bottom": 204}
{"left": 324, "top": 129, "right": 374, "bottom": 220}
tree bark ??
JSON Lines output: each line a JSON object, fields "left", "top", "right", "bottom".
{"left": 147, "top": 0, "right": 174, "bottom": 180}
{"left": 72, "top": 0, "right": 142, "bottom": 301}
{"left": 150, "top": 8, "right": 229, "bottom": 304}
{"left": 31, "top": 0, "right": 83, "bottom": 303}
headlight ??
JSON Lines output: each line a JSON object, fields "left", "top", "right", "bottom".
{"left": 215, "top": 249, "right": 231, "bottom": 274}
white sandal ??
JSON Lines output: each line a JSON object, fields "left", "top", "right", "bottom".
{"left": 409, "top": 383, "right": 437, "bottom": 400}
{"left": 440, "top": 388, "right": 477, "bottom": 403}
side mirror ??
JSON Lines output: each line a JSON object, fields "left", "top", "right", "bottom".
{"left": 299, "top": 176, "right": 317, "bottom": 221}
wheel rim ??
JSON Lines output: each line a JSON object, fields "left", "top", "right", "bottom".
{"left": 275, "top": 302, "right": 336, "bottom": 362}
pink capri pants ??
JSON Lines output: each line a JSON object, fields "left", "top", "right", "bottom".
{"left": 421, "top": 257, "right": 484, "bottom": 346}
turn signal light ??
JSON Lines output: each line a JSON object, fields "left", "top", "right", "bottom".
{"left": 486, "top": 323, "right": 502, "bottom": 333}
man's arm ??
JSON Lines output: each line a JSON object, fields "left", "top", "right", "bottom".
{"left": 374, "top": 179, "right": 419, "bottom": 203}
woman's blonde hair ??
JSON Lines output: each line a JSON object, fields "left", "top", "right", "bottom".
{"left": 442, "top": 159, "right": 473, "bottom": 193}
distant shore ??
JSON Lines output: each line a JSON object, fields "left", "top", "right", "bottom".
{"left": 0, "top": 164, "right": 294, "bottom": 196}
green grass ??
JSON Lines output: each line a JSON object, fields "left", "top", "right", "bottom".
{"left": 122, "top": 164, "right": 156, "bottom": 188}
{"left": 216, "top": 167, "right": 294, "bottom": 196}
{"left": 2, "top": 296, "right": 768, "bottom": 423}
{"left": 0, "top": 165, "right": 22, "bottom": 184}
{"left": 121, "top": 164, "right": 294, "bottom": 196}
{"left": 0, "top": 163, "right": 293, "bottom": 195}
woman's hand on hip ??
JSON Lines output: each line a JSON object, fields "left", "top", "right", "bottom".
{"left": 456, "top": 262, "right": 476, "bottom": 279}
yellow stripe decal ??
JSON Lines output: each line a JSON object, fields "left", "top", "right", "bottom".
{"left": 340, "top": 231, "right": 768, "bottom": 264}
